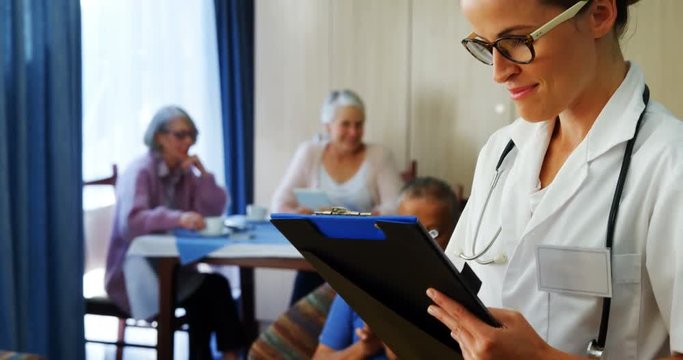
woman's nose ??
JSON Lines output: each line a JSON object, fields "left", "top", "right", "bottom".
{"left": 492, "top": 49, "right": 519, "bottom": 84}
{"left": 349, "top": 126, "right": 362, "bottom": 138}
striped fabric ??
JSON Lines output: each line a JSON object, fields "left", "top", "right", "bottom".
{"left": 0, "top": 352, "right": 43, "bottom": 360}
{"left": 248, "top": 283, "right": 336, "bottom": 360}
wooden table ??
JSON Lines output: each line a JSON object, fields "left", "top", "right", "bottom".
{"left": 126, "top": 224, "right": 312, "bottom": 359}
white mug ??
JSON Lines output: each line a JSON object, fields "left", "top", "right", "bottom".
{"left": 246, "top": 204, "right": 268, "bottom": 221}
{"left": 201, "top": 216, "right": 225, "bottom": 236}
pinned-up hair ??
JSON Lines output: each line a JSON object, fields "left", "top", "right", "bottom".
{"left": 540, "top": 0, "right": 641, "bottom": 37}
{"left": 320, "top": 89, "right": 365, "bottom": 124}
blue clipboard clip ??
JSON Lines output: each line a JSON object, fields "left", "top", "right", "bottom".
{"left": 312, "top": 207, "right": 439, "bottom": 239}
{"left": 313, "top": 207, "right": 372, "bottom": 216}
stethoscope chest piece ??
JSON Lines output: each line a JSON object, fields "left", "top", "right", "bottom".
{"left": 586, "top": 339, "right": 604, "bottom": 359}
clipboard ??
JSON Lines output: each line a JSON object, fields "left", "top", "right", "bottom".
{"left": 270, "top": 211, "right": 499, "bottom": 358}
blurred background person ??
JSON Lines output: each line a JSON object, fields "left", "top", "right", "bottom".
{"left": 104, "top": 105, "right": 244, "bottom": 360}
{"left": 313, "top": 176, "right": 460, "bottom": 360}
{"left": 271, "top": 89, "right": 403, "bottom": 305}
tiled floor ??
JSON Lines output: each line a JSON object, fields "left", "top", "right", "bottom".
{"left": 84, "top": 314, "right": 262, "bottom": 359}
{"left": 84, "top": 314, "right": 189, "bottom": 360}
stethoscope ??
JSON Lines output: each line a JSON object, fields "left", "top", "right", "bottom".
{"left": 457, "top": 139, "right": 515, "bottom": 265}
{"left": 458, "top": 86, "right": 650, "bottom": 359}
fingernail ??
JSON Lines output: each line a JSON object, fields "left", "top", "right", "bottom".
{"left": 426, "top": 288, "right": 435, "bottom": 298}
{"left": 427, "top": 305, "right": 435, "bottom": 315}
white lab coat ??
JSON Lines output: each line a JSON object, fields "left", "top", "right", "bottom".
{"left": 445, "top": 63, "right": 683, "bottom": 359}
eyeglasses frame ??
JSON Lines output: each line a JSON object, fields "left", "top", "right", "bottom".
{"left": 162, "top": 129, "right": 198, "bottom": 142}
{"left": 461, "top": 0, "right": 590, "bottom": 65}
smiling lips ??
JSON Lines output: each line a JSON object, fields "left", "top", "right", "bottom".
{"left": 508, "top": 84, "right": 539, "bottom": 100}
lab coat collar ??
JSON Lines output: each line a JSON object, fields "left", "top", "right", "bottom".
{"left": 508, "top": 117, "right": 549, "bottom": 154}
{"left": 504, "top": 63, "right": 646, "bottom": 240}
{"left": 508, "top": 62, "right": 646, "bottom": 161}
{"left": 584, "top": 62, "right": 647, "bottom": 162}
{"left": 499, "top": 119, "right": 557, "bottom": 241}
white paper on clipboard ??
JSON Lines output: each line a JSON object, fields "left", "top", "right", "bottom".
{"left": 294, "top": 188, "right": 333, "bottom": 210}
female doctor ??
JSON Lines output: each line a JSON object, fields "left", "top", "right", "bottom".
{"left": 426, "top": 0, "right": 683, "bottom": 359}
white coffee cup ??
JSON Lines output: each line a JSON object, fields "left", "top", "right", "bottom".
{"left": 201, "top": 216, "right": 225, "bottom": 236}
{"left": 246, "top": 204, "right": 268, "bottom": 221}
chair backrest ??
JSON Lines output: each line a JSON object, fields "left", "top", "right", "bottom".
{"left": 401, "top": 160, "right": 417, "bottom": 184}
{"left": 83, "top": 164, "right": 118, "bottom": 293}
{"left": 84, "top": 164, "right": 118, "bottom": 186}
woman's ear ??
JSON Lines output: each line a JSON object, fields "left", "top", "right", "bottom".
{"left": 587, "top": 0, "right": 618, "bottom": 38}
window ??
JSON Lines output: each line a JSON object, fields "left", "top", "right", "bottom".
{"left": 81, "top": 0, "right": 225, "bottom": 186}
{"left": 81, "top": 0, "right": 232, "bottom": 299}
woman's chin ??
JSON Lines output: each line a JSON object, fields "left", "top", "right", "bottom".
{"left": 347, "top": 143, "right": 363, "bottom": 153}
{"left": 515, "top": 104, "right": 554, "bottom": 123}
{"left": 333, "top": 142, "right": 362, "bottom": 154}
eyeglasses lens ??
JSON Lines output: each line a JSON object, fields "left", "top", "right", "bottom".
{"left": 464, "top": 41, "right": 493, "bottom": 65}
{"left": 497, "top": 38, "right": 533, "bottom": 63}
{"left": 170, "top": 130, "right": 196, "bottom": 140}
{"left": 465, "top": 38, "right": 533, "bottom": 65}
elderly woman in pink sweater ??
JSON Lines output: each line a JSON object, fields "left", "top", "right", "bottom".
{"left": 270, "top": 89, "right": 403, "bottom": 304}
{"left": 105, "top": 106, "right": 244, "bottom": 360}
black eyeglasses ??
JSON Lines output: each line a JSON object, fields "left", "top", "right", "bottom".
{"left": 163, "top": 129, "right": 197, "bottom": 141}
{"left": 461, "top": 0, "right": 589, "bottom": 65}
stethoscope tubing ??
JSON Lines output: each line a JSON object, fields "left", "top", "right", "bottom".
{"left": 458, "top": 140, "right": 514, "bottom": 265}
{"left": 459, "top": 170, "right": 504, "bottom": 264}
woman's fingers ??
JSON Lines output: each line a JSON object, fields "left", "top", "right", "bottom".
{"left": 179, "top": 212, "right": 206, "bottom": 230}
{"left": 426, "top": 288, "right": 491, "bottom": 337}
{"left": 428, "top": 289, "right": 557, "bottom": 359}
{"left": 427, "top": 288, "right": 498, "bottom": 359}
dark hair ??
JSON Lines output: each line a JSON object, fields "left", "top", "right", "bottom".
{"left": 541, "top": 0, "right": 641, "bottom": 37}
{"left": 400, "top": 177, "right": 461, "bottom": 222}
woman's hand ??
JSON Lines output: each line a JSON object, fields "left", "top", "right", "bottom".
{"left": 180, "top": 154, "right": 207, "bottom": 175}
{"left": 178, "top": 211, "right": 206, "bottom": 231}
{"left": 296, "top": 207, "right": 314, "bottom": 215}
{"left": 426, "top": 288, "right": 572, "bottom": 360}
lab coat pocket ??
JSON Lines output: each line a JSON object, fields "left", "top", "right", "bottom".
{"left": 544, "top": 253, "right": 642, "bottom": 357}
{"left": 536, "top": 245, "right": 612, "bottom": 297}
{"left": 606, "top": 253, "right": 642, "bottom": 359}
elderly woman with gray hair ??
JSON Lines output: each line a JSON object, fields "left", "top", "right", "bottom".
{"left": 270, "top": 89, "right": 403, "bottom": 305}
{"left": 105, "top": 105, "right": 244, "bottom": 360}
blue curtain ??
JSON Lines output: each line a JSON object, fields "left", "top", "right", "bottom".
{"left": 0, "top": 1, "right": 84, "bottom": 359}
{"left": 214, "top": 0, "right": 255, "bottom": 215}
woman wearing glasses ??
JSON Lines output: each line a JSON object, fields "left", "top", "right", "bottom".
{"left": 105, "top": 105, "right": 244, "bottom": 360}
{"left": 426, "top": 0, "right": 683, "bottom": 359}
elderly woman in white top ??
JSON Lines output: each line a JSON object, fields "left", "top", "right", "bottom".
{"left": 271, "top": 89, "right": 403, "bottom": 304}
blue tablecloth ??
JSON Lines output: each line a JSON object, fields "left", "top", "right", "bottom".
{"left": 174, "top": 221, "right": 288, "bottom": 265}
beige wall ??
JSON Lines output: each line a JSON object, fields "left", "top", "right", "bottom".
{"left": 254, "top": 0, "right": 683, "bottom": 321}
{"left": 256, "top": 1, "right": 683, "bottom": 205}
{"left": 621, "top": 1, "right": 683, "bottom": 119}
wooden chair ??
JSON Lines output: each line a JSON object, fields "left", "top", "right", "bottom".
{"left": 83, "top": 165, "right": 187, "bottom": 359}
{"left": 401, "top": 160, "right": 417, "bottom": 184}
{"left": 83, "top": 164, "right": 118, "bottom": 186}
